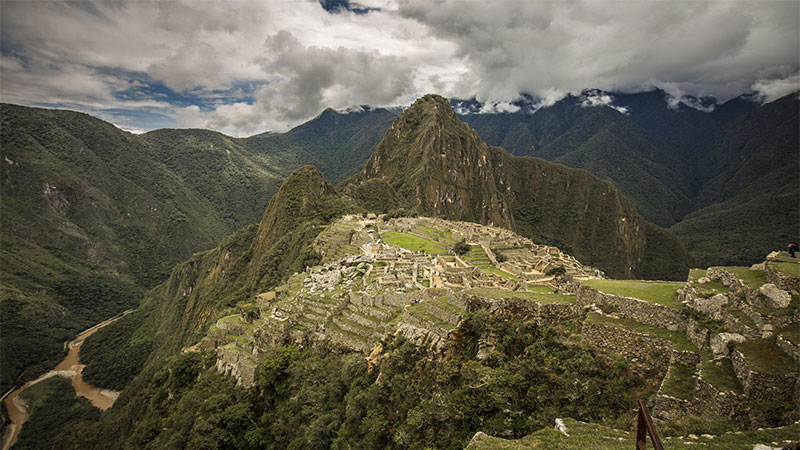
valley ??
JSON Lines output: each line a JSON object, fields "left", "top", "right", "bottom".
{"left": 3, "top": 2, "right": 798, "bottom": 448}
{"left": 2, "top": 309, "right": 131, "bottom": 450}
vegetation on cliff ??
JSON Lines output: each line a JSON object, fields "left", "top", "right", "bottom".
{"left": 61, "top": 317, "right": 646, "bottom": 450}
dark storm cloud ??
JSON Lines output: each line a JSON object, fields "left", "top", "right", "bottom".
{"left": 397, "top": 0, "right": 800, "bottom": 105}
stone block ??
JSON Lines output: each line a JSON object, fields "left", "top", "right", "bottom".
{"left": 710, "top": 333, "right": 746, "bottom": 358}
{"left": 757, "top": 283, "right": 791, "bottom": 309}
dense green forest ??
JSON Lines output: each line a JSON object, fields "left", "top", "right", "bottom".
{"left": 13, "top": 377, "right": 101, "bottom": 450}
{"left": 0, "top": 103, "right": 386, "bottom": 393}
{"left": 60, "top": 316, "right": 647, "bottom": 450}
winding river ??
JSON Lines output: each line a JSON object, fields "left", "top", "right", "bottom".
{"left": 1, "top": 310, "right": 134, "bottom": 450}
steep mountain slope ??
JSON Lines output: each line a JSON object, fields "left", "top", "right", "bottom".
{"left": 459, "top": 94, "right": 696, "bottom": 226}
{"left": 347, "top": 94, "right": 690, "bottom": 279}
{"left": 245, "top": 106, "right": 398, "bottom": 183}
{"left": 673, "top": 93, "right": 799, "bottom": 266}
{"left": 0, "top": 104, "right": 300, "bottom": 391}
{"left": 76, "top": 166, "right": 349, "bottom": 383}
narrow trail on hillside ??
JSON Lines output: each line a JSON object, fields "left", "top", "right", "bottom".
{"left": 1, "top": 309, "right": 134, "bottom": 450}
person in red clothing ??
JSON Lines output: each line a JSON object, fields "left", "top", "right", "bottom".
{"left": 788, "top": 242, "right": 799, "bottom": 258}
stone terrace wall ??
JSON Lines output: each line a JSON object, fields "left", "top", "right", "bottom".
{"left": 455, "top": 292, "right": 583, "bottom": 325}
{"left": 576, "top": 285, "right": 687, "bottom": 331}
{"left": 731, "top": 350, "right": 799, "bottom": 408}
{"left": 216, "top": 344, "right": 258, "bottom": 389}
{"left": 766, "top": 263, "right": 800, "bottom": 294}
{"left": 777, "top": 335, "right": 800, "bottom": 364}
{"left": 581, "top": 321, "right": 672, "bottom": 376}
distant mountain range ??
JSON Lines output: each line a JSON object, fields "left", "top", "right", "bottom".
{"left": 0, "top": 88, "right": 796, "bottom": 394}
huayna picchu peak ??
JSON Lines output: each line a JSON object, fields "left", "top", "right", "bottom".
{"left": 349, "top": 94, "right": 690, "bottom": 280}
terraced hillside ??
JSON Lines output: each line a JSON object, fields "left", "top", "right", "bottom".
{"left": 203, "top": 216, "right": 799, "bottom": 438}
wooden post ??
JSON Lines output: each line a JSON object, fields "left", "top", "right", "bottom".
{"left": 636, "top": 399, "right": 663, "bottom": 450}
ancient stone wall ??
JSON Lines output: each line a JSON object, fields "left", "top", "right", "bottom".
{"left": 576, "top": 285, "right": 686, "bottom": 331}
{"left": 731, "top": 350, "right": 798, "bottom": 407}
{"left": 216, "top": 344, "right": 258, "bottom": 389}
{"left": 686, "top": 318, "right": 710, "bottom": 349}
{"left": 581, "top": 321, "right": 672, "bottom": 375}
{"left": 766, "top": 263, "right": 800, "bottom": 294}
{"left": 776, "top": 335, "right": 800, "bottom": 364}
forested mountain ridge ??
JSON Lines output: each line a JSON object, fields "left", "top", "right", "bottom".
{"left": 0, "top": 104, "right": 302, "bottom": 392}
{"left": 673, "top": 93, "right": 800, "bottom": 266}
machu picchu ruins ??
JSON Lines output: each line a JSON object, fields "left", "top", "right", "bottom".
{"left": 203, "top": 214, "right": 800, "bottom": 432}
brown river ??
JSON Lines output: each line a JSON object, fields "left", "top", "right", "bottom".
{"left": 1, "top": 310, "right": 134, "bottom": 450}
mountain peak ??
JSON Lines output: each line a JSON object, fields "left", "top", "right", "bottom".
{"left": 254, "top": 165, "right": 334, "bottom": 251}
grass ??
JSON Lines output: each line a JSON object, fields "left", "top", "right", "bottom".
{"left": 722, "top": 305, "right": 755, "bottom": 327}
{"left": 777, "top": 324, "right": 799, "bottom": 345}
{"left": 528, "top": 285, "right": 554, "bottom": 293}
{"left": 466, "top": 417, "right": 800, "bottom": 449}
{"left": 736, "top": 337, "right": 797, "bottom": 375}
{"left": 381, "top": 231, "right": 447, "bottom": 254}
{"left": 699, "top": 350, "right": 742, "bottom": 394}
{"left": 770, "top": 261, "right": 800, "bottom": 276}
{"left": 585, "top": 314, "right": 697, "bottom": 352}
{"left": 714, "top": 266, "right": 767, "bottom": 289}
{"left": 467, "top": 287, "right": 575, "bottom": 304}
{"left": 693, "top": 279, "right": 730, "bottom": 297}
{"left": 433, "top": 295, "right": 466, "bottom": 316}
{"left": 482, "top": 266, "right": 521, "bottom": 280}
{"left": 218, "top": 314, "right": 254, "bottom": 329}
{"left": 407, "top": 302, "right": 455, "bottom": 329}
{"left": 582, "top": 279, "right": 685, "bottom": 308}
{"left": 689, "top": 268, "right": 708, "bottom": 281}
{"left": 660, "top": 362, "right": 697, "bottom": 400}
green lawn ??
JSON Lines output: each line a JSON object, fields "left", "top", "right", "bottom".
{"left": 481, "top": 266, "right": 521, "bottom": 280}
{"left": 714, "top": 266, "right": 767, "bottom": 289}
{"left": 736, "top": 337, "right": 797, "bottom": 375}
{"left": 722, "top": 305, "right": 755, "bottom": 327}
{"left": 381, "top": 231, "right": 447, "bottom": 254}
{"left": 406, "top": 302, "right": 455, "bottom": 329}
{"left": 528, "top": 285, "right": 555, "bottom": 293}
{"left": 689, "top": 268, "right": 708, "bottom": 281}
{"left": 582, "top": 279, "right": 685, "bottom": 308}
{"left": 433, "top": 295, "right": 466, "bottom": 315}
{"left": 770, "top": 261, "right": 800, "bottom": 276}
{"left": 661, "top": 362, "right": 697, "bottom": 400}
{"left": 777, "top": 324, "right": 799, "bottom": 345}
{"left": 585, "top": 313, "right": 697, "bottom": 352}
{"left": 700, "top": 350, "right": 742, "bottom": 394}
{"left": 694, "top": 279, "right": 730, "bottom": 297}
{"left": 467, "top": 287, "right": 575, "bottom": 304}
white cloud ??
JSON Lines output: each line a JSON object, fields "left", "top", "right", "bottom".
{"left": 1, "top": 0, "right": 797, "bottom": 134}
{"left": 752, "top": 73, "right": 800, "bottom": 103}
{"left": 580, "top": 92, "right": 629, "bottom": 115}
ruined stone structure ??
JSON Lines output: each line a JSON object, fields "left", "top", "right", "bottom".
{"left": 203, "top": 217, "right": 800, "bottom": 429}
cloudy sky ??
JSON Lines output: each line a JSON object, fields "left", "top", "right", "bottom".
{"left": 1, "top": 0, "right": 798, "bottom": 136}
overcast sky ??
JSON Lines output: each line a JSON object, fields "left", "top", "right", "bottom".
{"left": 1, "top": 0, "right": 798, "bottom": 136}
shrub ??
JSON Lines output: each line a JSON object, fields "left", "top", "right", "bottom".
{"left": 452, "top": 239, "right": 470, "bottom": 256}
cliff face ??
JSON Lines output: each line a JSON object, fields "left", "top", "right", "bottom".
{"left": 360, "top": 95, "right": 513, "bottom": 227}
{"left": 352, "top": 94, "right": 688, "bottom": 279}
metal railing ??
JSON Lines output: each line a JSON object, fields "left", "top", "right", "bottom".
{"left": 636, "top": 399, "right": 663, "bottom": 450}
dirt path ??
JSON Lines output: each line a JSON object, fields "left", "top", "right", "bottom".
{"left": 1, "top": 309, "right": 133, "bottom": 450}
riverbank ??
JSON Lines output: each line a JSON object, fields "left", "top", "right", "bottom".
{"left": 1, "top": 309, "right": 134, "bottom": 450}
